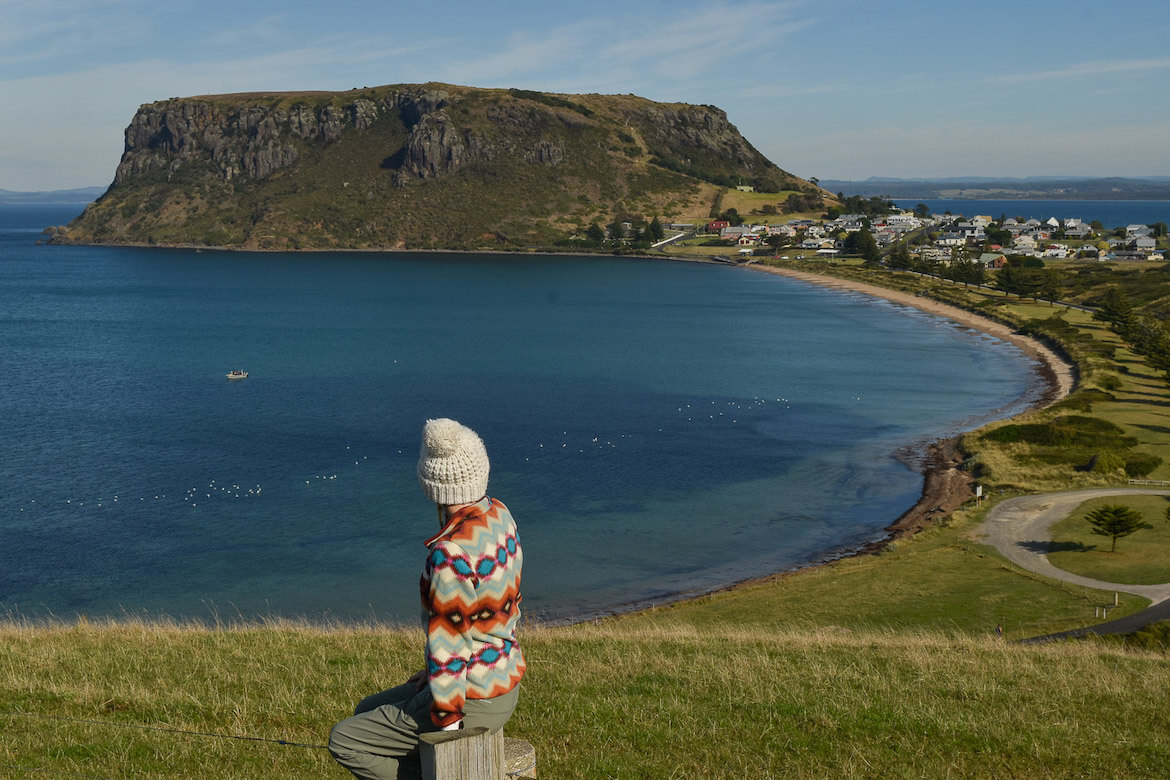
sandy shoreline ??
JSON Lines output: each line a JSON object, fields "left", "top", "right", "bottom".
{"left": 607, "top": 262, "right": 1080, "bottom": 616}
{"left": 749, "top": 264, "right": 1076, "bottom": 401}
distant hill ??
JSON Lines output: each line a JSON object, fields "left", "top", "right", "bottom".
{"left": 819, "top": 177, "right": 1170, "bottom": 200}
{"left": 0, "top": 187, "right": 105, "bottom": 204}
{"left": 55, "top": 83, "right": 819, "bottom": 251}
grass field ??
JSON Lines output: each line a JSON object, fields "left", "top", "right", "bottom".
{"left": 1048, "top": 494, "right": 1170, "bottom": 583}
{"left": 622, "top": 505, "right": 1147, "bottom": 641}
{"left": 2, "top": 621, "right": 1168, "bottom": 779}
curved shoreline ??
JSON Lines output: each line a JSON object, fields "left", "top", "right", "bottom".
{"left": 748, "top": 264, "right": 1076, "bottom": 402}
{"left": 594, "top": 262, "right": 1079, "bottom": 620}
{"left": 35, "top": 239, "right": 1081, "bottom": 623}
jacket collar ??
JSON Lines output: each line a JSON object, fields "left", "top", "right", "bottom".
{"left": 424, "top": 496, "right": 491, "bottom": 547}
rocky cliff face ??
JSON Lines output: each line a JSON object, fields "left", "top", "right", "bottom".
{"left": 63, "top": 83, "right": 804, "bottom": 250}
{"left": 115, "top": 88, "right": 481, "bottom": 185}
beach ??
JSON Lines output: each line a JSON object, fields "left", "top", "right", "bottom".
{"left": 739, "top": 263, "right": 1076, "bottom": 562}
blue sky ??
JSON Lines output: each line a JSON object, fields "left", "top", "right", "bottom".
{"left": 2, "top": 0, "right": 1168, "bottom": 190}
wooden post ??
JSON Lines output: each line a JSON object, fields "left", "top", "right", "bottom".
{"left": 419, "top": 727, "right": 501, "bottom": 780}
{"left": 418, "top": 728, "right": 537, "bottom": 780}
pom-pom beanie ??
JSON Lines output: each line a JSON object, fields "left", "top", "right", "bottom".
{"left": 417, "top": 418, "right": 490, "bottom": 505}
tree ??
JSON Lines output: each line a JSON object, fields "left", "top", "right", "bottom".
{"left": 717, "top": 208, "right": 744, "bottom": 227}
{"left": 945, "top": 250, "right": 984, "bottom": 287}
{"left": 984, "top": 224, "right": 1012, "bottom": 247}
{"left": 648, "top": 216, "right": 665, "bottom": 242}
{"left": 995, "top": 265, "right": 1049, "bottom": 300}
{"left": 913, "top": 203, "right": 931, "bottom": 219}
{"left": 1085, "top": 504, "right": 1151, "bottom": 552}
{"left": 913, "top": 252, "right": 942, "bottom": 277}
{"left": 994, "top": 265, "right": 1022, "bottom": 297}
{"left": 585, "top": 222, "right": 605, "bottom": 243}
{"left": 1041, "top": 270, "right": 1062, "bottom": 305}
{"left": 843, "top": 228, "right": 881, "bottom": 266}
{"left": 1093, "top": 285, "right": 1137, "bottom": 339}
{"left": 887, "top": 242, "right": 912, "bottom": 270}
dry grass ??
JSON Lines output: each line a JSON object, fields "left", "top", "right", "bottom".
{"left": 2, "top": 619, "right": 1167, "bottom": 778}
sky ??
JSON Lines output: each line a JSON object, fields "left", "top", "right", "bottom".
{"left": 2, "top": 0, "right": 1169, "bottom": 191}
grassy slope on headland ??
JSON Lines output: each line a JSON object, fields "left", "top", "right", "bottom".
{"left": 5, "top": 256, "right": 1170, "bottom": 778}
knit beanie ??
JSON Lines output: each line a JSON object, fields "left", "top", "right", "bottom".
{"left": 417, "top": 418, "right": 490, "bottom": 505}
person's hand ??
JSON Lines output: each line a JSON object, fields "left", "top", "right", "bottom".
{"left": 407, "top": 669, "right": 427, "bottom": 691}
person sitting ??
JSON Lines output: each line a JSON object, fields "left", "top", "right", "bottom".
{"left": 329, "top": 418, "right": 525, "bottom": 779}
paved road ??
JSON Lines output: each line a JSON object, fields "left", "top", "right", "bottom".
{"left": 978, "top": 488, "right": 1170, "bottom": 641}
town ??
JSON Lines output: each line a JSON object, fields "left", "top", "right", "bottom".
{"left": 697, "top": 209, "right": 1168, "bottom": 266}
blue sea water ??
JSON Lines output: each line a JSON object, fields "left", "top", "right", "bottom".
{"left": 893, "top": 199, "right": 1169, "bottom": 229}
{"left": 0, "top": 204, "right": 1045, "bottom": 624}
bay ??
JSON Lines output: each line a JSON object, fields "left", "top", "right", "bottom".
{"left": 0, "top": 205, "right": 1045, "bottom": 624}
{"left": 893, "top": 199, "right": 1169, "bottom": 229}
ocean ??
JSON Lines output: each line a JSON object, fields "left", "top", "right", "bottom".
{"left": 892, "top": 199, "right": 1169, "bottom": 229}
{"left": 1, "top": 204, "right": 1046, "bottom": 624}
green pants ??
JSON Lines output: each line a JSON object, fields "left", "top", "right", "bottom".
{"left": 329, "top": 682, "right": 519, "bottom": 779}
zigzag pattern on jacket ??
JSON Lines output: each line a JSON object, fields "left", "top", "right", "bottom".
{"left": 421, "top": 496, "right": 525, "bottom": 727}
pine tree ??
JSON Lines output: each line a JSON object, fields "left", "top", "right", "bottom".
{"left": 648, "top": 216, "right": 664, "bottom": 242}
{"left": 1085, "top": 505, "right": 1151, "bottom": 552}
{"left": 1094, "top": 285, "right": 1137, "bottom": 338}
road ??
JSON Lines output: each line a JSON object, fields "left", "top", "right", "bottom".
{"left": 978, "top": 488, "right": 1170, "bottom": 641}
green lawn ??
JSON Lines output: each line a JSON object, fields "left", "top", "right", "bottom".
{"left": 1048, "top": 495, "right": 1170, "bottom": 584}
{"left": 619, "top": 507, "right": 1146, "bottom": 642}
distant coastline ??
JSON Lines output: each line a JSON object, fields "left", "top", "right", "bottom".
{"left": 893, "top": 198, "right": 1168, "bottom": 231}
{"left": 0, "top": 186, "right": 105, "bottom": 205}
{"left": 819, "top": 176, "right": 1170, "bottom": 201}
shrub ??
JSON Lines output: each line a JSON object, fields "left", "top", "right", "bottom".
{"left": 1089, "top": 451, "right": 1126, "bottom": 474}
{"left": 1098, "top": 374, "right": 1123, "bottom": 391}
{"left": 1124, "top": 452, "right": 1163, "bottom": 477}
{"left": 1051, "top": 389, "right": 1116, "bottom": 412}
{"left": 203, "top": 229, "right": 230, "bottom": 246}
{"left": 982, "top": 423, "right": 1056, "bottom": 444}
{"left": 981, "top": 416, "right": 1134, "bottom": 449}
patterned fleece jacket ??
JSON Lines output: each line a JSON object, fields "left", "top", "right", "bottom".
{"left": 420, "top": 496, "right": 525, "bottom": 727}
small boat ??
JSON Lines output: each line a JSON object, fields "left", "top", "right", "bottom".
{"left": 226, "top": 370, "right": 249, "bottom": 380}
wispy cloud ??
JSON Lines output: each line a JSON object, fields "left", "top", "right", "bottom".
{"left": 202, "top": 14, "right": 290, "bottom": 48}
{"left": 0, "top": 0, "right": 158, "bottom": 68}
{"left": 986, "top": 57, "right": 1170, "bottom": 84}
{"left": 435, "top": 1, "right": 815, "bottom": 98}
